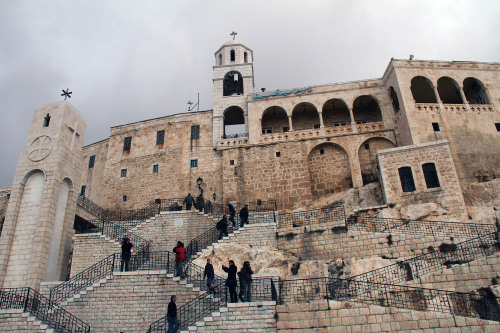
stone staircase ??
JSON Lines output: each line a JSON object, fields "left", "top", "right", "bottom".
{"left": 181, "top": 301, "right": 277, "bottom": 333}
{"left": 0, "top": 309, "right": 53, "bottom": 332}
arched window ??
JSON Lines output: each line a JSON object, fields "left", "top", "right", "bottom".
{"left": 410, "top": 76, "right": 437, "bottom": 103}
{"left": 230, "top": 49, "right": 235, "bottom": 62}
{"left": 463, "top": 77, "right": 490, "bottom": 104}
{"left": 322, "top": 99, "right": 350, "bottom": 127}
{"left": 437, "top": 77, "right": 463, "bottom": 104}
{"left": 223, "top": 106, "right": 245, "bottom": 138}
{"left": 291, "top": 102, "right": 320, "bottom": 131}
{"left": 223, "top": 71, "right": 243, "bottom": 96}
{"left": 244, "top": 52, "right": 248, "bottom": 63}
{"left": 389, "top": 87, "right": 400, "bottom": 113}
{"left": 352, "top": 95, "right": 382, "bottom": 123}
{"left": 398, "top": 167, "right": 416, "bottom": 192}
{"left": 261, "top": 106, "right": 288, "bottom": 134}
{"left": 422, "top": 163, "right": 440, "bottom": 188}
{"left": 219, "top": 54, "right": 222, "bottom": 65}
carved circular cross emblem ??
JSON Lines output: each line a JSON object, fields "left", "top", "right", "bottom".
{"left": 28, "top": 135, "right": 53, "bottom": 162}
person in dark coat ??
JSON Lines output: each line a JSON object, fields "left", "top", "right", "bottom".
{"left": 239, "top": 205, "right": 249, "bottom": 227}
{"left": 222, "top": 260, "right": 238, "bottom": 303}
{"left": 203, "top": 258, "right": 216, "bottom": 294}
{"left": 216, "top": 215, "right": 228, "bottom": 240}
{"left": 227, "top": 202, "right": 236, "bottom": 227}
{"left": 183, "top": 193, "right": 194, "bottom": 210}
{"left": 196, "top": 194, "right": 204, "bottom": 212}
{"left": 120, "top": 238, "right": 133, "bottom": 272}
{"left": 239, "top": 261, "right": 254, "bottom": 302}
{"left": 173, "top": 241, "right": 186, "bottom": 279}
{"left": 167, "top": 295, "right": 180, "bottom": 333}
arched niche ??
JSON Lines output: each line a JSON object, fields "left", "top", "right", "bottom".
{"left": 291, "top": 102, "right": 320, "bottom": 131}
{"left": 223, "top": 106, "right": 245, "bottom": 138}
{"left": 463, "top": 77, "right": 490, "bottom": 104}
{"left": 261, "top": 106, "right": 289, "bottom": 134}
{"left": 437, "top": 77, "right": 463, "bottom": 104}
{"left": 389, "top": 87, "right": 400, "bottom": 114}
{"left": 308, "top": 143, "right": 352, "bottom": 197}
{"left": 352, "top": 95, "right": 382, "bottom": 123}
{"left": 322, "top": 99, "right": 350, "bottom": 127}
{"left": 358, "top": 137, "right": 396, "bottom": 185}
{"left": 223, "top": 71, "right": 243, "bottom": 96}
{"left": 411, "top": 76, "right": 437, "bottom": 103}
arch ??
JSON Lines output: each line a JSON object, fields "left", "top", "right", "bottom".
{"left": 223, "top": 71, "right": 243, "bottom": 96}
{"left": 352, "top": 95, "right": 382, "bottom": 123}
{"left": 322, "top": 99, "right": 350, "bottom": 127}
{"left": 21, "top": 169, "right": 46, "bottom": 185}
{"left": 308, "top": 143, "right": 352, "bottom": 197}
{"left": 291, "top": 102, "right": 320, "bottom": 131}
{"left": 261, "top": 106, "right": 289, "bottom": 134}
{"left": 463, "top": 77, "right": 490, "bottom": 104}
{"left": 61, "top": 176, "right": 74, "bottom": 192}
{"left": 389, "top": 87, "right": 400, "bottom": 113}
{"left": 410, "top": 76, "right": 437, "bottom": 103}
{"left": 437, "top": 77, "right": 464, "bottom": 104}
{"left": 223, "top": 106, "right": 245, "bottom": 138}
{"left": 358, "top": 138, "right": 396, "bottom": 185}
{"left": 45, "top": 178, "right": 71, "bottom": 281}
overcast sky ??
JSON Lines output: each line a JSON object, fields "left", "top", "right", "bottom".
{"left": 0, "top": 0, "right": 499, "bottom": 188}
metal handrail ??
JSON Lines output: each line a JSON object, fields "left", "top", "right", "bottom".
{"left": 1, "top": 287, "right": 90, "bottom": 332}
{"left": 351, "top": 231, "right": 500, "bottom": 285}
{"left": 77, "top": 194, "right": 104, "bottom": 218}
{"left": 278, "top": 277, "right": 500, "bottom": 322}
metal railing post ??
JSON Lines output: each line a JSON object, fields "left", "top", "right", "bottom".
{"left": 23, "top": 288, "right": 30, "bottom": 312}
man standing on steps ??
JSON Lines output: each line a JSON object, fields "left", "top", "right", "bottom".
{"left": 167, "top": 295, "right": 181, "bottom": 333}
{"left": 120, "top": 237, "right": 133, "bottom": 272}
{"left": 227, "top": 201, "right": 236, "bottom": 227}
{"left": 183, "top": 193, "right": 194, "bottom": 210}
{"left": 217, "top": 215, "right": 228, "bottom": 240}
{"left": 222, "top": 260, "right": 238, "bottom": 303}
{"left": 204, "top": 258, "right": 216, "bottom": 294}
{"left": 173, "top": 241, "right": 186, "bottom": 279}
{"left": 239, "top": 204, "right": 249, "bottom": 227}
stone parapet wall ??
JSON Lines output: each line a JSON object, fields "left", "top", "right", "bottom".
{"left": 276, "top": 300, "right": 500, "bottom": 332}
{"left": 277, "top": 224, "right": 463, "bottom": 262}
{"left": 70, "top": 233, "right": 120, "bottom": 278}
{"left": 0, "top": 310, "right": 47, "bottom": 332}
{"left": 224, "top": 222, "right": 277, "bottom": 248}
{"left": 190, "top": 301, "right": 277, "bottom": 332}
{"left": 132, "top": 210, "right": 216, "bottom": 252}
{"left": 64, "top": 271, "right": 202, "bottom": 333}
{"left": 408, "top": 252, "right": 500, "bottom": 293}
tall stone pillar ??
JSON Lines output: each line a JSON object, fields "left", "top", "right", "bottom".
{"left": 0, "top": 101, "right": 86, "bottom": 290}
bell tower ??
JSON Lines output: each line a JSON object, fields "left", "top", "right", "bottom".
{"left": 212, "top": 36, "right": 255, "bottom": 146}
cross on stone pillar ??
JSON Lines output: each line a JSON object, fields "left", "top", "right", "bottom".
{"left": 230, "top": 31, "right": 237, "bottom": 40}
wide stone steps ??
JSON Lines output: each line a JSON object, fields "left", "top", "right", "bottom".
{"left": 20, "top": 312, "right": 55, "bottom": 332}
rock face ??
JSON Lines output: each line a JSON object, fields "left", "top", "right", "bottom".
{"left": 400, "top": 203, "right": 449, "bottom": 221}
{"left": 463, "top": 179, "right": 500, "bottom": 224}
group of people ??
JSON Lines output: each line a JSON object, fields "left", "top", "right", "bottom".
{"left": 216, "top": 203, "right": 249, "bottom": 240}
{"left": 182, "top": 193, "right": 205, "bottom": 212}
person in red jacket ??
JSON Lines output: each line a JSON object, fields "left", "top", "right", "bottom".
{"left": 173, "top": 241, "right": 186, "bottom": 279}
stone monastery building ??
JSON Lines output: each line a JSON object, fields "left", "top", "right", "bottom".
{"left": 0, "top": 38, "right": 499, "bottom": 332}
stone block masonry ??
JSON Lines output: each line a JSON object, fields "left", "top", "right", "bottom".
{"left": 71, "top": 233, "right": 120, "bottom": 277}
{"left": 0, "top": 310, "right": 47, "bottom": 332}
{"left": 276, "top": 300, "right": 500, "bottom": 332}
{"left": 63, "top": 271, "right": 203, "bottom": 333}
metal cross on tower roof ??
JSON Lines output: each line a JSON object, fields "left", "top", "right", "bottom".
{"left": 230, "top": 31, "right": 237, "bottom": 40}
{"left": 61, "top": 88, "right": 72, "bottom": 100}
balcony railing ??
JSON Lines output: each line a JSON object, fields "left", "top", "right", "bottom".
{"left": 416, "top": 103, "right": 494, "bottom": 113}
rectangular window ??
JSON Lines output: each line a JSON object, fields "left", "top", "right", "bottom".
{"left": 191, "top": 125, "right": 200, "bottom": 140}
{"left": 156, "top": 130, "right": 165, "bottom": 145}
{"left": 356, "top": 120, "right": 367, "bottom": 124}
{"left": 262, "top": 128, "right": 272, "bottom": 134}
{"left": 432, "top": 122, "right": 440, "bottom": 132}
{"left": 398, "top": 167, "right": 416, "bottom": 193}
{"left": 88, "top": 155, "right": 95, "bottom": 169}
{"left": 80, "top": 185, "right": 86, "bottom": 196}
{"left": 495, "top": 123, "right": 500, "bottom": 132}
{"left": 122, "top": 195, "right": 127, "bottom": 202}
{"left": 123, "top": 136, "right": 132, "bottom": 151}
{"left": 422, "top": 163, "right": 440, "bottom": 188}
{"left": 320, "top": 149, "right": 325, "bottom": 155}
{"left": 155, "top": 198, "right": 161, "bottom": 204}
{"left": 121, "top": 169, "right": 127, "bottom": 178}
{"left": 230, "top": 160, "right": 234, "bottom": 165}
{"left": 334, "top": 122, "right": 347, "bottom": 126}
{"left": 283, "top": 127, "right": 289, "bottom": 132}
{"left": 152, "top": 164, "right": 159, "bottom": 173}
{"left": 314, "top": 124, "right": 321, "bottom": 129}
{"left": 276, "top": 152, "right": 281, "bottom": 157}
{"left": 190, "top": 159, "right": 198, "bottom": 168}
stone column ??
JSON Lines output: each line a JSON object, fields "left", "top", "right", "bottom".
{"left": 348, "top": 108, "right": 357, "bottom": 133}
{"left": 458, "top": 87, "right": 470, "bottom": 112}
{"left": 348, "top": 150, "right": 363, "bottom": 188}
{"left": 318, "top": 111, "right": 324, "bottom": 128}
{"left": 288, "top": 116, "right": 293, "bottom": 131}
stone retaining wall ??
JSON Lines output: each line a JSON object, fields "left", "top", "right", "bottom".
{"left": 276, "top": 300, "right": 500, "bottom": 332}
{"left": 71, "top": 233, "right": 119, "bottom": 278}
{"left": 0, "top": 310, "right": 46, "bottom": 332}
